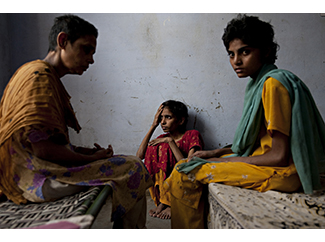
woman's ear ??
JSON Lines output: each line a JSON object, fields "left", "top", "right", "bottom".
{"left": 57, "top": 32, "right": 68, "bottom": 49}
{"left": 179, "top": 117, "right": 185, "bottom": 126}
{"left": 263, "top": 47, "right": 271, "bottom": 61}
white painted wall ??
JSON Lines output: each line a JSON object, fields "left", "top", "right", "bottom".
{"left": 1, "top": 13, "right": 325, "bottom": 155}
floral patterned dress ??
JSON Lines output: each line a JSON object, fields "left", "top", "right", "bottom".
{"left": 0, "top": 60, "right": 153, "bottom": 221}
{"left": 10, "top": 125, "right": 152, "bottom": 221}
{"left": 144, "top": 130, "right": 203, "bottom": 206}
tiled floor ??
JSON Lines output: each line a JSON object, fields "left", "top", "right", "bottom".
{"left": 91, "top": 191, "right": 171, "bottom": 229}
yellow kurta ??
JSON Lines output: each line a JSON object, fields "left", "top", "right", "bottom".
{"left": 0, "top": 60, "right": 153, "bottom": 221}
{"left": 164, "top": 77, "right": 301, "bottom": 228}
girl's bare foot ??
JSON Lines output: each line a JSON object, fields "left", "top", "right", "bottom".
{"left": 149, "top": 203, "right": 165, "bottom": 217}
{"left": 157, "top": 206, "right": 171, "bottom": 219}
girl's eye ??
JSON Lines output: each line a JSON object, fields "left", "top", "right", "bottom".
{"left": 242, "top": 49, "right": 250, "bottom": 55}
{"left": 228, "top": 52, "right": 234, "bottom": 58}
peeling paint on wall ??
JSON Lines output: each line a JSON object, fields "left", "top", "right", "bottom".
{"left": 9, "top": 13, "right": 324, "bottom": 154}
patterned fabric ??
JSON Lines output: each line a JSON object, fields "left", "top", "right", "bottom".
{"left": 208, "top": 180, "right": 325, "bottom": 229}
{"left": 0, "top": 60, "right": 80, "bottom": 204}
{"left": 231, "top": 63, "right": 325, "bottom": 193}
{"left": 164, "top": 159, "right": 301, "bottom": 210}
{"left": 11, "top": 129, "right": 152, "bottom": 221}
{"left": 0, "top": 186, "right": 100, "bottom": 229}
{"left": 144, "top": 130, "right": 203, "bottom": 206}
{"left": 0, "top": 60, "right": 153, "bottom": 221}
{"left": 144, "top": 130, "right": 203, "bottom": 180}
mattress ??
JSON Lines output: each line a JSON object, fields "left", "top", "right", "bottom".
{"left": 207, "top": 180, "right": 325, "bottom": 229}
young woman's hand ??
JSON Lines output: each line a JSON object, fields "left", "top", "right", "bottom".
{"left": 92, "top": 144, "right": 114, "bottom": 160}
{"left": 188, "top": 150, "right": 218, "bottom": 161}
{"left": 148, "top": 137, "right": 173, "bottom": 146}
{"left": 136, "top": 104, "right": 165, "bottom": 159}
{"left": 152, "top": 104, "right": 164, "bottom": 128}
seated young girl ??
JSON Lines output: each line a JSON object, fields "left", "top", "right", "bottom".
{"left": 136, "top": 100, "right": 204, "bottom": 219}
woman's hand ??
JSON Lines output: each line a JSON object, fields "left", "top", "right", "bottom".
{"left": 188, "top": 147, "right": 233, "bottom": 161}
{"left": 148, "top": 137, "right": 173, "bottom": 146}
{"left": 136, "top": 103, "right": 165, "bottom": 159}
{"left": 92, "top": 143, "right": 114, "bottom": 160}
{"left": 152, "top": 104, "right": 164, "bottom": 128}
{"left": 188, "top": 150, "right": 218, "bottom": 161}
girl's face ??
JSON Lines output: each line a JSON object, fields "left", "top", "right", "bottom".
{"left": 160, "top": 107, "right": 183, "bottom": 134}
{"left": 227, "top": 38, "right": 264, "bottom": 79}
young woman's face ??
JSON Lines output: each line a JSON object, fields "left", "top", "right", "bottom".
{"left": 160, "top": 107, "right": 182, "bottom": 133}
{"left": 227, "top": 38, "right": 264, "bottom": 79}
{"left": 61, "top": 35, "right": 97, "bottom": 75}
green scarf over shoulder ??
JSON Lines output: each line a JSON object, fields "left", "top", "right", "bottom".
{"left": 177, "top": 64, "right": 325, "bottom": 194}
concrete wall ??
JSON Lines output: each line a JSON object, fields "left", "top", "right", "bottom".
{"left": 1, "top": 13, "right": 325, "bottom": 155}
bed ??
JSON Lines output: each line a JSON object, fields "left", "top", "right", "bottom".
{"left": 207, "top": 175, "right": 325, "bottom": 229}
{"left": 0, "top": 186, "right": 112, "bottom": 229}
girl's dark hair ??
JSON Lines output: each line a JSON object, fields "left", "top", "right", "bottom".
{"left": 162, "top": 100, "right": 188, "bottom": 132}
{"left": 48, "top": 14, "right": 98, "bottom": 52}
{"left": 222, "top": 14, "right": 279, "bottom": 64}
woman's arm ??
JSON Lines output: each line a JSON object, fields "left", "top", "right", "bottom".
{"left": 31, "top": 139, "right": 113, "bottom": 167}
{"left": 188, "top": 147, "right": 233, "bottom": 161}
{"left": 167, "top": 138, "right": 184, "bottom": 162}
{"left": 136, "top": 104, "right": 163, "bottom": 159}
{"left": 205, "top": 130, "right": 290, "bottom": 167}
{"left": 150, "top": 137, "right": 202, "bottom": 162}
{"left": 73, "top": 143, "right": 109, "bottom": 155}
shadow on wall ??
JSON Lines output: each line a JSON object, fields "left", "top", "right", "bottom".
{"left": 187, "top": 111, "right": 217, "bottom": 150}
{"left": 1, "top": 13, "right": 52, "bottom": 98}
{"left": 7, "top": 13, "right": 48, "bottom": 76}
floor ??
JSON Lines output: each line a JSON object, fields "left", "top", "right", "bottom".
{"left": 91, "top": 190, "right": 171, "bottom": 229}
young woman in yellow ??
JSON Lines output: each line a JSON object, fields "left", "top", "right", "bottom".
{"left": 163, "top": 14, "right": 325, "bottom": 229}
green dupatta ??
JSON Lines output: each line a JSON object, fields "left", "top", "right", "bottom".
{"left": 177, "top": 64, "right": 325, "bottom": 194}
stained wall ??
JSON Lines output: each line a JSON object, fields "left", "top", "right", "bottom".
{"left": 1, "top": 13, "right": 325, "bottom": 154}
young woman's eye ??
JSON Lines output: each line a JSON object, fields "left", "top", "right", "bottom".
{"left": 228, "top": 52, "right": 234, "bottom": 58}
{"left": 83, "top": 47, "right": 90, "bottom": 54}
{"left": 243, "top": 49, "right": 250, "bottom": 55}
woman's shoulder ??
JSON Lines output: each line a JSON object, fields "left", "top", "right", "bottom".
{"left": 157, "top": 133, "right": 169, "bottom": 138}
{"left": 19, "top": 60, "right": 52, "bottom": 73}
{"left": 184, "top": 130, "right": 201, "bottom": 137}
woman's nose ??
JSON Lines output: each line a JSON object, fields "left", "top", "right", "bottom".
{"left": 234, "top": 54, "right": 242, "bottom": 65}
{"left": 89, "top": 55, "right": 95, "bottom": 64}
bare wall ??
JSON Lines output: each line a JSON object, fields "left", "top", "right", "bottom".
{"left": 1, "top": 13, "right": 325, "bottom": 156}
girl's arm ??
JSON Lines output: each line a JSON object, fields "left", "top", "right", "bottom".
{"left": 167, "top": 138, "right": 184, "bottom": 162}
{"left": 136, "top": 125, "right": 159, "bottom": 159}
{"left": 205, "top": 130, "right": 290, "bottom": 167}
{"left": 152, "top": 137, "right": 202, "bottom": 162}
{"left": 136, "top": 104, "right": 163, "bottom": 159}
{"left": 188, "top": 147, "right": 233, "bottom": 161}
{"left": 31, "top": 139, "right": 113, "bottom": 167}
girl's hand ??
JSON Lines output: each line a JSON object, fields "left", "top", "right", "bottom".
{"left": 188, "top": 150, "right": 217, "bottom": 161}
{"left": 148, "top": 137, "right": 173, "bottom": 146}
{"left": 152, "top": 104, "right": 164, "bottom": 127}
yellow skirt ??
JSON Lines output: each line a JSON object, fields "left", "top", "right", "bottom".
{"left": 149, "top": 169, "right": 171, "bottom": 207}
{"left": 164, "top": 159, "right": 301, "bottom": 228}
{"left": 164, "top": 159, "right": 301, "bottom": 210}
